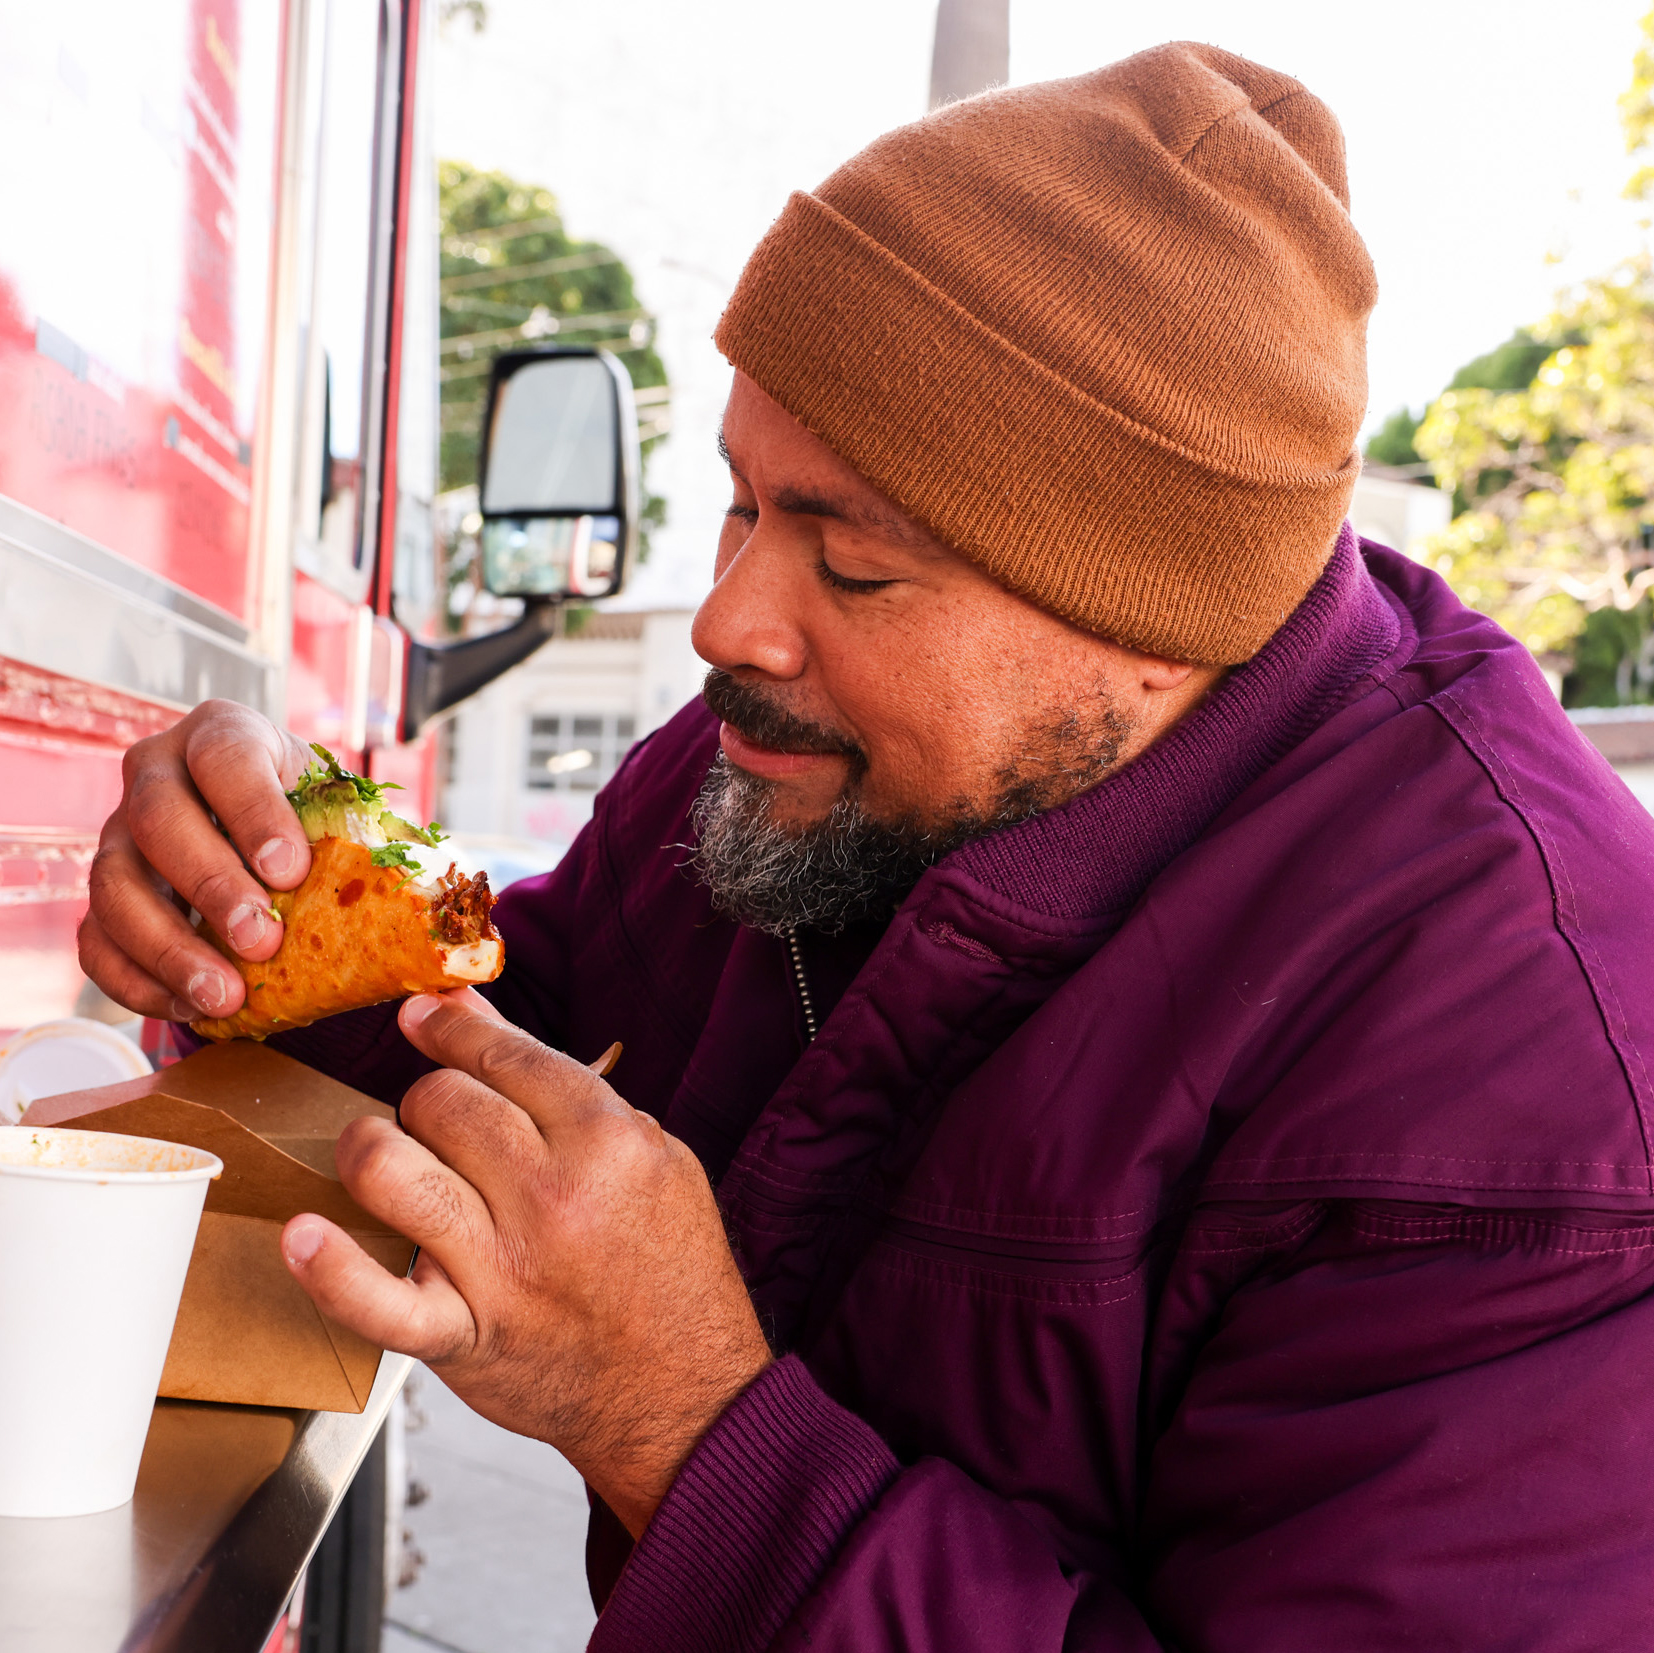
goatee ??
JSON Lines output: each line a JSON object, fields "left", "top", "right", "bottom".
{"left": 689, "top": 756, "right": 977, "bottom": 935}
{"left": 688, "top": 670, "right": 1131, "bottom": 936}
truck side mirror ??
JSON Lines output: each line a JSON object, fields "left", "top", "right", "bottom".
{"left": 477, "top": 348, "right": 639, "bottom": 600}
{"left": 400, "top": 346, "right": 642, "bottom": 739}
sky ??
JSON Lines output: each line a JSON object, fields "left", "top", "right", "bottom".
{"left": 433, "top": 0, "right": 1649, "bottom": 609}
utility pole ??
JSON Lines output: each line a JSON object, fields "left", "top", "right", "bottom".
{"left": 928, "top": 0, "right": 1010, "bottom": 110}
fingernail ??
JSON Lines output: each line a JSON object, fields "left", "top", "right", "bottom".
{"left": 187, "top": 971, "right": 228, "bottom": 1015}
{"left": 284, "top": 1221, "right": 324, "bottom": 1266}
{"left": 256, "top": 837, "right": 298, "bottom": 881}
{"left": 402, "top": 995, "right": 440, "bottom": 1030}
{"left": 169, "top": 997, "right": 196, "bottom": 1023}
{"left": 227, "top": 902, "right": 268, "bottom": 953}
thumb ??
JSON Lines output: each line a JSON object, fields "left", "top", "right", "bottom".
{"left": 282, "top": 1214, "right": 476, "bottom": 1363}
{"left": 436, "top": 985, "right": 510, "bottom": 1024}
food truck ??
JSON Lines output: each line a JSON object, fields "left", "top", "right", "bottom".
{"left": 0, "top": 0, "right": 636, "bottom": 1646}
{"left": 0, "top": 0, "right": 440, "bottom": 1047}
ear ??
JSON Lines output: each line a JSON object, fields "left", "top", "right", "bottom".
{"left": 1138, "top": 656, "right": 1228, "bottom": 696}
{"left": 1136, "top": 655, "right": 1196, "bottom": 692}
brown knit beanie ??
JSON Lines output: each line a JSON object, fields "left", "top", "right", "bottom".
{"left": 714, "top": 42, "right": 1376, "bottom": 664}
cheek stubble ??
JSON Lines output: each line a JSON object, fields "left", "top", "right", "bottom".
{"left": 687, "top": 682, "right": 1132, "bottom": 936}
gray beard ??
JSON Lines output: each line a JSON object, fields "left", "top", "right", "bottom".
{"left": 688, "top": 756, "right": 983, "bottom": 935}
{"left": 688, "top": 698, "right": 1130, "bottom": 936}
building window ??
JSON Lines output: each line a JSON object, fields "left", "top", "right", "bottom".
{"left": 526, "top": 712, "right": 636, "bottom": 792}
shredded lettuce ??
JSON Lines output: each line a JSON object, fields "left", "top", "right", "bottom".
{"left": 286, "top": 745, "right": 445, "bottom": 848}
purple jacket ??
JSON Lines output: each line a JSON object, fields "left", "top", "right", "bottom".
{"left": 284, "top": 531, "right": 1654, "bottom": 1650}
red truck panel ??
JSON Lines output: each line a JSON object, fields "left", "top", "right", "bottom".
{"left": 0, "top": 659, "right": 179, "bottom": 1035}
{"left": 0, "top": 0, "right": 283, "bottom": 621}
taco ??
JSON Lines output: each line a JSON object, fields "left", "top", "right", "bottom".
{"left": 192, "top": 747, "right": 503, "bottom": 1042}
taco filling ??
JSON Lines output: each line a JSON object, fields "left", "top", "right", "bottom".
{"left": 191, "top": 746, "right": 504, "bottom": 1042}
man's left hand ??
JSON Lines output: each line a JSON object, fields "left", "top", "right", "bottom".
{"left": 280, "top": 989, "right": 773, "bottom": 1538}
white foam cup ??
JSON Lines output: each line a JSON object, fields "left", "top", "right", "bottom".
{"left": 0, "top": 1127, "right": 221, "bottom": 1518}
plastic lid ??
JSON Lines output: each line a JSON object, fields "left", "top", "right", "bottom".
{"left": 0, "top": 1018, "right": 152, "bottom": 1126}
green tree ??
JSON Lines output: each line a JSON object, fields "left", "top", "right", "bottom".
{"left": 1621, "top": 3, "right": 1654, "bottom": 204}
{"left": 1402, "top": 11, "right": 1654, "bottom": 698}
{"left": 437, "top": 0, "right": 488, "bottom": 29}
{"left": 438, "top": 162, "right": 668, "bottom": 529}
{"left": 1445, "top": 330, "right": 1557, "bottom": 396}
{"left": 1365, "top": 330, "right": 1556, "bottom": 472}
{"left": 1564, "top": 598, "right": 1654, "bottom": 707}
{"left": 1415, "top": 263, "right": 1654, "bottom": 664}
{"left": 1365, "top": 405, "right": 1425, "bottom": 469}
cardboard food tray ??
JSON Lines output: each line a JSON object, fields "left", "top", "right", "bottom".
{"left": 23, "top": 1042, "right": 415, "bottom": 1413}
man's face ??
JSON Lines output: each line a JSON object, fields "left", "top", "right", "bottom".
{"left": 692, "top": 373, "right": 1218, "bottom": 856}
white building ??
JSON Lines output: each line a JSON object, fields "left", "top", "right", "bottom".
{"left": 438, "top": 608, "right": 704, "bottom": 870}
{"left": 1349, "top": 463, "right": 1451, "bottom": 558}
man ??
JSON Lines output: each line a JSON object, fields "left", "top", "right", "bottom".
{"left": 83, "top": 43, "right": 1654, "bottom": 1650}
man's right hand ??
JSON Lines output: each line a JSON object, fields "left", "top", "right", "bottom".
{"left": 80, "top": 700, "right": 318, "bottom": 1022}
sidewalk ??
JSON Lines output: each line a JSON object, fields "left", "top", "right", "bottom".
{"left": 383, "top": 1368, "right": 597, "bottom": 1653}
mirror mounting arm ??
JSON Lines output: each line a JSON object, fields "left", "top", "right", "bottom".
{"left": 401, "top": 600, "right": 562, "bottom": 741}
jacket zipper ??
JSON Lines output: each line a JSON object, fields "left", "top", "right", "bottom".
{"left": 785, "top": 927, "right": 819, "bottom": 1043}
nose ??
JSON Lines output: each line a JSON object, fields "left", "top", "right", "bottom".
{"left": 692, "top": 529, "right": 809, "bottom": 683}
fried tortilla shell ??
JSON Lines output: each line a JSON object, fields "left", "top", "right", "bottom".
{"left": 191, "top": 837, "right": 502, "bottom": 1042}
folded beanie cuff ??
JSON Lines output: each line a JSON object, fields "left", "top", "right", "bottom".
{"left": 716, "top": 189, "right": 1357, "bottom": 665}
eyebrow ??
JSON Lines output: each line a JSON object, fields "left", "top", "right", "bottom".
{"left": 717, "top": 425, "right": 935, "bottom": 550}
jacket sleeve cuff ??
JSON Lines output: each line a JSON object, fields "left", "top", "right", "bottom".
{"left": 590, "top": 1354, "right": 900, "bottom": 1653}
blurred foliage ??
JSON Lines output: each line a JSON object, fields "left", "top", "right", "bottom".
{"left": 1388, "top": 12, "right": 1654, "bottom": 699}
{"left": 435, "top": 164, "right": 670, "bottom": 640}
{"left": 437, "top": 0, "right": 488, "bottom": 31}
{"left": 1366, "top": 406, "right": 1424, "bottom": 469}
{"left": 1563, "top": 597, "right": 1654, "bottom": 706}
{"left": 1414, "top": 261, "right": 1654, "bottom": 665}
{"left": 1446, "top": 330, "right": 1556, "bottom": 395}
{"left": 1365, "top": 331, "right": 1556, "bottom": 473}
{"left": 438, "top": 162, "right": 668, "bottom": 529}
{"left": 1622, "top": 5, "right": 1654, "bottom": 203}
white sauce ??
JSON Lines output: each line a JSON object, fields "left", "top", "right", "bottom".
{"left": 442, "top": 939, "right": 502, "bottom": 981}
{"left": 338, "top": 813, "right": 388, "bottom": 849}
{"left": 400, "top": 850, "right": 449, "bottom": 898}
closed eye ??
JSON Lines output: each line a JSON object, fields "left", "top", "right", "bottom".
{"left": 817, "top": 559, "right": 895, "bottom": 595}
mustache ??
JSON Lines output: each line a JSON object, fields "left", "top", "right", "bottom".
{"left": 701, "top": 669, "right": 866, "bottom": 765}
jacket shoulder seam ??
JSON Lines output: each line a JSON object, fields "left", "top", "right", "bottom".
{"left": 1430, "top": 686, "right": 1654, "bottom": 1191}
